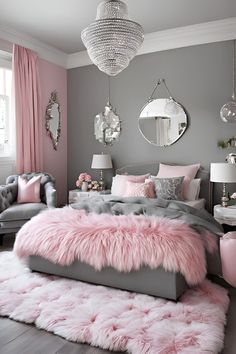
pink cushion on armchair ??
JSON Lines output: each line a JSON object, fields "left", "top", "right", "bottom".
{"left": 17, "top": 175, "right": 41, "bottom": 203}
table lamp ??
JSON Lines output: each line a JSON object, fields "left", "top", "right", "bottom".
{"left": 91, "top": 153, "right": 112, "bottom": 190}
{"left": 210, "top": 162, "right": 236, "bottom": 207}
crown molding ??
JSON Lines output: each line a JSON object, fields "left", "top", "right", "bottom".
{"left": 0, "top": 25, "right": 67, "bottom": 68}
{"left": 67, "top": 50, "right": 92, "bottom": 69}
{"left": 1, "top": 17, "right": 236, "bottom": 70}
{"left": 66, "top": 17, "right": 236, "bottom": 69}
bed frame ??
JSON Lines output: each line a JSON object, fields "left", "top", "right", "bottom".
{"left": 28, "top": 162, "right": 220, "bottom": 301}
{"left": 28, "top": 256, "right": 187, "bottom": 300}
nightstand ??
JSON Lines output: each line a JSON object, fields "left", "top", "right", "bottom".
{"left": 213, "top": 204, "right": 236, "bottom": 232}
{"left": 68, "top": 189, "right": 111, "bottom": 204}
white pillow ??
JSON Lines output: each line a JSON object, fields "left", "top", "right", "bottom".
{"left": 111, "top": 174, "right": 150, "bottom": 196}
{"left": 185, "top": 179, "right": 201, "bottom": 201}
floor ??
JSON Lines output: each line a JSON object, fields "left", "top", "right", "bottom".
{"left": 0, "top": 235, "right": 235, "bottom": 354}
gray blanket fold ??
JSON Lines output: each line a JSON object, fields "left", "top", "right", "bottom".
{"left": 71, "top": 196, "right": 223, "bottom": 236}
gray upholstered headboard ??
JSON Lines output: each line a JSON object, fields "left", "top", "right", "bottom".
{"left": 116, "top": 162, "right": 211, "bottom": 212}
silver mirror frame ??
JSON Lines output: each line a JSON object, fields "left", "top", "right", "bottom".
{"left": 138, "top": 79, "right": 188, "bottom": 147}
{"left": 45, "top": 91, "right": 61, "bottom": 150}
{"left": 138, "top": 98, "right": 188, "bottom": 147}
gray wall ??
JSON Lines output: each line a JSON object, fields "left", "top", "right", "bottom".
{"left": 68, "top": 41, "right": 236, "bottom": 204}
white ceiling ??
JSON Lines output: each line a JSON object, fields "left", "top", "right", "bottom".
{"left": 0, "top": 0, "right": 236, "bottom": 54}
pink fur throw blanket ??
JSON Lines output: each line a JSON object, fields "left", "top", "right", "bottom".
{"left": 14, "top": 207, "right": 217, "bottom": 285}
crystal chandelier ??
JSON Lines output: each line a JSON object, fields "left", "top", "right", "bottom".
{"left": 81, "top": 0, "right": 144, "bottom": 76}
{"left": 220, "top": 40, "right": 236, "bottom": 123}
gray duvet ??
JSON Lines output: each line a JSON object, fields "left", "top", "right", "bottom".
{"left": 71, "top": 196, "right": 223, "bottom": 237}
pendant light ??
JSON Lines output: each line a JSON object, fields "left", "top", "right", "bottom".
{"left": 220, "top": 40, "right": 236, "bottom": 123}
{"left": 81, "top": 0, "right": 144, "bottom": 76}
{"left": 94, "top": 76, "right": 121, "bottom": 145}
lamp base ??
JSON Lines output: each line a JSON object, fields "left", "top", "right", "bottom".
{"left": 99, "top": 170, "right": 105, "bottom": 191}
{"left": 221, "top": 196, "right": 229, "bottom": 207}
{"left": 221, "top": 183, "right": 229, "bottom": 207}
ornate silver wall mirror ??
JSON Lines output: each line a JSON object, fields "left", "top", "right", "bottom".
{"left": 45, "top": 91, "right": 61, "bottom": 150}
{"left": 138, "top": 79, "right": 187, "bottom": 147}
{"left": 94, "top": 77, "right": 121, "bottom": 145}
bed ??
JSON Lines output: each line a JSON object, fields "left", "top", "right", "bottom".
{"left": 14, "top": 163, "right": 223, "bottom": 300}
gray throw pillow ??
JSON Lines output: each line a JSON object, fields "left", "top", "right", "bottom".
{"left": 151, "top": 176, "right": 184, "bottom": 200}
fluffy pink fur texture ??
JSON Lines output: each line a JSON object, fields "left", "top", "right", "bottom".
{"left": 0, "top": 252, "right": 229, "bottom": 354}
{"left": 14, "top": 207, "right": 217, "bottom": 285}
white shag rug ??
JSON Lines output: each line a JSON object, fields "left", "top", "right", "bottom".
{"left": 0, "top": 252, "right": 230, "bottom": 354}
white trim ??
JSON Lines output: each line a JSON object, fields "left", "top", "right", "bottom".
{"left": 0, "top": 17, "right": 236, "bottom": 69}
{"left": 0, "top": 25, "right": 67, "bottom": 68}
{"left": 67, "top": 51, "right": 92, "bottom": 70}
{"left": 66, "top": 17, "right": 236, "bottom": 69}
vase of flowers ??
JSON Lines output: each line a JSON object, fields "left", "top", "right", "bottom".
{"left": 76, "top": 173, "right": 92, "bottom": 191}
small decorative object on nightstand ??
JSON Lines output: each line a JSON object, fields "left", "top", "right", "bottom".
{"left": 91, "top": 153, "right": 113, "bottom": 190}
{"left": 210, "top": 163, "right": 236, "bottom": 207}
{"left": 75, "top": 173, "right": 92, "bottom": 192}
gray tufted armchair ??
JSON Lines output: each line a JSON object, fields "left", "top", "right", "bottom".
{"left": 0, "top": 172, "right": 57, "bottom": 244}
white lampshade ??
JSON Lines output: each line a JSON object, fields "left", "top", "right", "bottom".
{"left": 210, "top": 163, "right": 236, "bottom": 183}
{"left": 91, "top": 154, "right": 112, "bottom": 169}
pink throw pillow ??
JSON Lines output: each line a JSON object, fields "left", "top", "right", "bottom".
{"left": 157, "top": 163, "right": 200, "bottom": 199}
{"left": 111, "top": 174, "right": 150, "bottom": 196}
{"left": 17, "top": 175, "right": 41, "bottom": 203}
{"left": 124, "top": 181, "right": 155, "bottom": 198}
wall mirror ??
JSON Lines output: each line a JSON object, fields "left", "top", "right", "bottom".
{"left": 138, "top": 79, "right": 187, "bottom": 147}
{"left": 94, "top": 102, "right": 121, "bottom": 145}
{"left": 45, "top": 91, "right": 61, "bottom": 150}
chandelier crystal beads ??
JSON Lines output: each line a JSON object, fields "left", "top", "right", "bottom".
{"left": 81, "top": 0, "right": 144, "bottom": 76}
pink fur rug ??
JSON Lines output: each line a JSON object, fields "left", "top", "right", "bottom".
{"left": 14, "top": 207, "right": 217, "bottom": 285}
{"left": 0, "top": 252, "right": 229, "bottom": 354}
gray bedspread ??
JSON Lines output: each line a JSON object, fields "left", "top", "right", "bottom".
{"left": 71, "top": 196, "right": 223, "bottom": 237}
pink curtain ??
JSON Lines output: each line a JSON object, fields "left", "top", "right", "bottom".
{"left": 13, "top": 44, "right": 42, "bottom": 173}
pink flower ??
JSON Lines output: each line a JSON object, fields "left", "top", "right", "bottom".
{"left": 79, "top": 173, "right": 86, "bottom": 181}
{"left": 231, "top": 192, "right": 236, "bottom": 200}
{"left": 85, "top": 174, "right": 91, "bottom": 182}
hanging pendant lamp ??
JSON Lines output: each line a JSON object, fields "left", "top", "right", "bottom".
{"left": 81, "top": 0, "right": 144, "bottom": 76}
{"left": 94, "top": 76, "right": 121, "bottom": 145}
{"left": 220, "top": 40, "right": 236, "bottom": 123}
